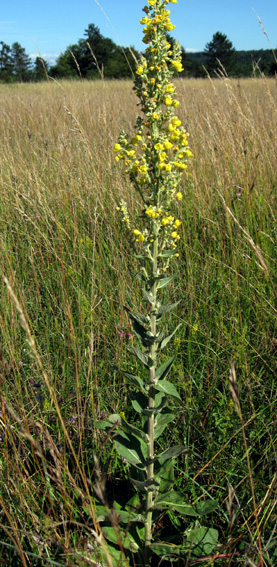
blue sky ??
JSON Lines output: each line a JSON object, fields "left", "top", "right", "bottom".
{"left": 1, "top": 0, "right": 276, "bottom": 65}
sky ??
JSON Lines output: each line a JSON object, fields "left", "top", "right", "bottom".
{"left": 1, "top": 0, "right": 276, "bottom": 66}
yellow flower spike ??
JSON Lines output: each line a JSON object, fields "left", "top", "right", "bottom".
{"left": 176, "top": 192, "right": 183, "bottom": 200}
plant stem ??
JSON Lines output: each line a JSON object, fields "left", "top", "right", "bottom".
{"left": 144, "top": 237, "right": 158, "bottom": 566}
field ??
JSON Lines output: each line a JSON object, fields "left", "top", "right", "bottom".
{"left": 0, "top": 76, "right": 276, "bottom": 566}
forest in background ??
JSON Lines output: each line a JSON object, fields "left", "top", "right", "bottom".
{"left": 0, "top": 24, "right": 276, "bottom": 82}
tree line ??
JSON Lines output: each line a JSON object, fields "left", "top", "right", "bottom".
{"left": 1, "top": 26, "right": 276, "bottom": 83}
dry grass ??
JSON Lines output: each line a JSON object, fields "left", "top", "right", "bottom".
{"left": 0, "top": 77, "right": 276, "bottom": 566}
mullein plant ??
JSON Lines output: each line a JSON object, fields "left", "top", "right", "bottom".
{"left": 96, "top": 1, "right": 218, "bottom": 565}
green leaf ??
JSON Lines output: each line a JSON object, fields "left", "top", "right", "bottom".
{"left": 154, "top": 412, "right": 175, "bottom": 440}
{"left": 159, "top": 249, "right": 180, "bottom": 258}
{"left": 129, "top": 390, "right": 148, "bottom": 414}
{"left": 151, "top": 542, "right": 181, "bottom": 558}
{"left": 157, "top": 272, "right": 177, "bottom": 289}
{"left": 154, "top": 379, "right": 181, "bottom": 402}
{"left": 120, "top": 370, "right": 147, "bottom": 393}
{"left": 109, "top": 414, "right": 122, "bottom": 425}
{"left": 124, "top": 306, "right": 149, "bottom": 326}
{"left": 156, "top": 300, "right": 180, "bottom": 315}
{"left": 156, "top": 356, "right": 175, "bottom": 380}
{"left": 184, "top": 527, "right": 219, "bottom": 557}
{"left": 114, "top": 431, "right": 146, "bottom": 468}
{"left": 131, "top": 477, "right": 159, "bottom": 491}
{"left": 195, "top": 499, "right": 218, "bottom": 516}
{"left": 153, "top": 491, "right": 198, "bottom": 516}
{"left": 156, "top": 445, "right": 185, "bottom": 463}
{"left": 160, "top": 323, "right": 182, "bottom": 350}
{"left": 102, "top": 526, "right": 139, "bottom": 552}
{"left": 130, "top": 346, "right": 151, "bottom": 367}
{"left": 143, "top": 290, "right": 156, "bottom": 304}
{"left": 121, "top": 418, "right": 148, "bottom": 443}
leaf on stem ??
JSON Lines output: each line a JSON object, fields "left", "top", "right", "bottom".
{"left": 157, "top": 272, "right": 177, "bottom": 289}
{"left": 153, "top": 491, "right": 198, "bottom": 516}
{"left": 154, "top": 379, "right": 181, "bottom": 402}
{"left": 159, "top": 323, "right": 182, "bottom": 350}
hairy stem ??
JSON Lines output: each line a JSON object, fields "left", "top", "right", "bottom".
{"left": 145, "top": 237, "right": 158, "bottom": 566}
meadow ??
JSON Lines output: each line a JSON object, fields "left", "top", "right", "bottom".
{"left": 0, "top": 75, "right": 276, "bottom": 566}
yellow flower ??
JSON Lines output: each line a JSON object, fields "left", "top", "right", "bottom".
{"left": 165, "top": 22, "right": 175, "bottom": 31}
{"left": 166, "top": 84, "right": 175, "bottom": 93}
{"left": 169, "top": 0, "right": 178, "bottom": 3}
{"left": 171, "top": 231, "right": 178, "bottom": 239}
{"left": 164, "top": 140, "right": 173, "bottom": 149}
{"left": 172, "top": 100, "right": 180, "bottom": 108}
{"left": 173, "top": 219, "right": 182, "bottom": 228}
{"left": 136, "top": 65, "right": 144, "bottom": 75}
{"left": 176, "top": 192, "right": 183, "bottom": 200}
{"left": 154, "top": 142, "right": 164, "bottom": 151}
{"left": 148, "top": 0, "right": 156, "bottom": 5}
{"left": 172, "top": 117, "right": 182, "bottom": 127}
{"left": 113, "top": 143, "right": 121, "bottom": 152}
{"left": 185, "top": 150, "right": 194, "bottom": 158}
{"left": 152, "top": 112, "right": 159, "bottom": 120}
{"left": 139, "top": 165, "right": 147, "bottom": 174}
{"left": 165, "top": 163, "right": 172, "bottom": 171}
{"left": 164, "top": 95, "right": 172, "bottom": 106}
{"left": 172, "top": 60, "right": 184, "bottom": 72}
{"left": 162, "top": 217, "right": 170, "bottom": 226}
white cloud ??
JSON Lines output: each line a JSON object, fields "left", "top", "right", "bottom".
{"left": 185, "top": 48, "right": 198, "bottom": 53}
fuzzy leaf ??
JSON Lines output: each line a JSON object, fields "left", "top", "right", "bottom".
{"left": 109, "top": 414, "right": 121, "bottom": 425}
{"left": 131, "top": 477, "right": 159, "bottom": 491}
{"left": 102, "top": 526, "right": 139, "bottom": 552}
{"left": 124, "top": 306, "right": 149, "bottom": 326}
{"left": 157, "top": 272, "right": 177, "bottom": 289}
{"left": 153, "top": 491, "right": 198, "bottom": 516}
{"left": 154, "top": 412, "right": 175, "bottom": 440}
{"left": 156, "top": 445, "right": 185, "bottom": 463}
{"left": 143, "top": 290, "right": 156, "bottom": 304}
{"left": 130, "top": 346, "right": 150, "bottom": 367}
{"left": 154, "top": 379, "right": 181, "bottom": 402}
{"left": 120, "top": 370, "right": 147, "bottom": 393}
{"left": 160, "top": 323, "right": 182, "bottom": 350}
{"left": 114, "top": 431, "right": 146, "bottom": 468}
{"left": 151, "top": 542, "right": 181, "bottom": 558}
{"left": 129, "top": 390, "right": 148, "bottom": 414}
{"left": 184, "top": 527, "right": 219, "bottom": 556}
{"left": 195, "top": 499, "right": 218, "bottom": 516}
{"left": 122, "top": 418, "right": 148, "bottom": 443}
{"left": 159, "top": 249, "right": 180, "bottom": 258}
{"left": 156, "top": 356, "right": 175, "bottom": 380}
{"left": 156, "top": 300, "right": 180, "bottom": 315}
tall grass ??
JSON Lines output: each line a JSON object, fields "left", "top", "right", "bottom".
{"left": 0, "top": 76, "right": 276, "bottom": 565}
